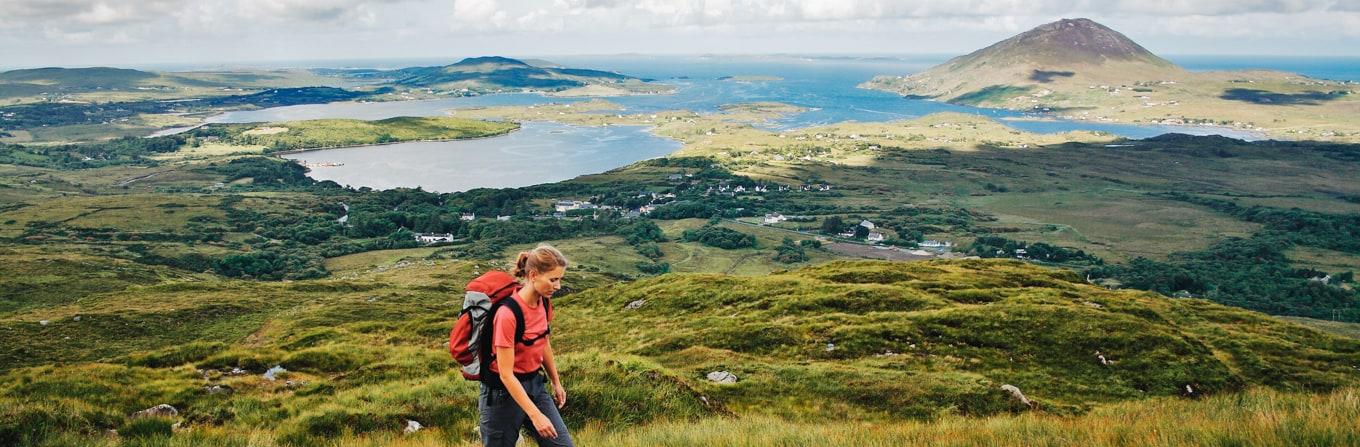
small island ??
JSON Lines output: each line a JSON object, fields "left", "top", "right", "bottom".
{"left": 718, "top": 75, "right": 784, "bottom": 82}
{"left": 191, "top": 116, "right": 519, "bottom": 153}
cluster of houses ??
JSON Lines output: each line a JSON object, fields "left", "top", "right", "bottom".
{"left": 836, "top": 220, "right": 886, "bottom": 242}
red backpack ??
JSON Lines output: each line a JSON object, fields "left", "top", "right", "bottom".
{"left": 449, "top": 270, "right": 552, "bottom": 381}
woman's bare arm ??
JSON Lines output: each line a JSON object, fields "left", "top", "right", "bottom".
{"left": 542, "top": 338, "right": 566, "bottom": 408}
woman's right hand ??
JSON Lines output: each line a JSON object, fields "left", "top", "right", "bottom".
{"left": 530, "top": 412, "right": 557, "bottom": 439}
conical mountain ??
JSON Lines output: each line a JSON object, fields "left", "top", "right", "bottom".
{"left": 866, "top": 18, "right": 1185, "bottom": 106}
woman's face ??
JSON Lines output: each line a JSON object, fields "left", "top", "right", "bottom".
{"left": 528, "top": 266, "right": 566, "bottom": 298}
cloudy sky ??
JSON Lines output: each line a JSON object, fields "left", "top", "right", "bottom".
{"left": 2, "top": 0, "right": 1358, "bottom": 69}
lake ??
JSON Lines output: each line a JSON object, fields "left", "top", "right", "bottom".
{"left": 280, "top": 121, "right": 680, "bottom": 192}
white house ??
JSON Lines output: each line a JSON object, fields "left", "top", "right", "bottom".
{"left": 639, "top": 205, "right": 657, "bottom": 215}
{"left": 764, "top": 213, "right": 787, "bottom": 224}
{"left": 496, "top": 215, "right": 511, "bottom": 221}
{"left": 867, "top": 232, "right": 885, "bottom": 242}
{"left": 919, "top": 240, "right": 954, "bottom": 250}
{"left": 859, "top": 220, "right": 876, "bottom": 230}
{"left": 415, "top": 233, "right": 454, "bottom": 244}
{"left": 554, "top": 200, "right": 597, "bottom": 213}
{"left": 460, "top": 213, "right": 476, "bottom": 221}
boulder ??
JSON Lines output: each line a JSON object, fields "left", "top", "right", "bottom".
{"left": 625, "top": 299, "right": 646, "bottom": 310}
{"left": 706, "top": 371, "right": 738, "bottom": 384}
{"left": 1000, "top": 384, "right": 1034, "bottom": 408}
{"left": 404, "top": 420, "right": 423, "bottom": 434}
{"left": 263, "top": 365, "right": 287, "bottom": 381}
{"left": 132, "top": 404, "right": 179, "bottom": 419}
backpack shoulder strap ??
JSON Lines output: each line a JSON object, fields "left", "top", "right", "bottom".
{"left": 500, "top": 296, "right": 527, "bottom": 346}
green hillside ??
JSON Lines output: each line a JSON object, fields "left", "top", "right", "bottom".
{"left": 2, "top": 258, "right": 1357, "bottom": 445}
{"left": 318, "top": 56, "right": 665, "bottom": 96}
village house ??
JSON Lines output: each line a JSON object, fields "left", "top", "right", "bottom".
{"left": 460, "top": 213, "right": 476, "bottom": 221}
{"left": 764, "top": 213, "right": 787, "bottom": 224}
{"left": 639, "top": 205, "right": 657, "bottom": 215}
{"left": 496, "top": 215, "right": 511, "bottom": 221}
{"left": 554, "top": 200, "right": 596, "bottom": 213}
{"left": 919, "top": 240, "right": 954, "bottom": 251}
{"left": 859, "top": 220, "right": 876, "bottom": 230}
{"left": 414, "top": 233, "right": 454, "bottom": 244}
{"left": 867, "top": 232, "right": 885, "bottom": 242}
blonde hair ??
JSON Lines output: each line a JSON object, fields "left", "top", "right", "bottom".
{"left": 512, "top": 243, "right": 568, "bottom": 278}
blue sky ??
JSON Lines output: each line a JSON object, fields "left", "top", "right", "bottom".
{"left": 2, "top": 0, "right": 1358, "bottom": 68}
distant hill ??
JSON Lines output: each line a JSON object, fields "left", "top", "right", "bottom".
{"left": 316, "top": 56, "right": 643, "bottom": 94}
{"left": 862, "top": 18, "right": 1359, "bottom": 142}
{"left": 0, "top": 67, "right": 158, "bottom": 89}
{"left": 864, "top": 18, "right": 1183, "bottom": 106}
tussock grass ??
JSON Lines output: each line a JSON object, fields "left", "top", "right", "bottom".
{"left": 571, "top": 387, "right": 1360, "bottom": 446}
{"left": 3, "top": 259, "right": 1359, "bottom": 446}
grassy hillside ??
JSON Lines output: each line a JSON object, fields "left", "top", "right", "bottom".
{"left": 2, "top": 259, "right": 1358, "bottom": 446}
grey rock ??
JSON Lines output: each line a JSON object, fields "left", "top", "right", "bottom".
{"left": 263, "top": 365, "right": 287, "bottom": 381}
{"left": 1000, "top": 384, "right": 1034, "bottom": 408}
{"left": 132, "top": 404, "right": 179, "bottom": 419}
{"left": 624, "top": 299, "right": 646, "bottom": 310}
{"left": 706, "top": 371, "right": 738, "bottom": 384}
{"left": 404, "top": 420, "right": 423, "bottom": 434}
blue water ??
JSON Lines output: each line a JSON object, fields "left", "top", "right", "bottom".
{"left": 1169, "top": 55, "right": 1360, "bottom": 81}
{"left": 282, "top": 121, "right": 680, "bottom": 193}
{"left": 214, "top": 54, "right": 1289, "bottom": 140}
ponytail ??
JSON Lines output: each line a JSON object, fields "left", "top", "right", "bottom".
{"left": 512, "top": 243, "right": 568, "bottom": 278}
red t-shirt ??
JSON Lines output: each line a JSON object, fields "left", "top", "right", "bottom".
{"left": 489, "top": 291, "right": 551, "bottom": 375}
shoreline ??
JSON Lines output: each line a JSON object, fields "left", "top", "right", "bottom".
{"left": 997, "top": 114, "right": 1270, "bottom": 141}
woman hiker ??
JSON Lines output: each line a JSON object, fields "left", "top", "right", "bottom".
{"left": 479, "top": 244, "right": 574, "bottom": 447}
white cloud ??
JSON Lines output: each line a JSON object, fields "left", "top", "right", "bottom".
{"left": 1, "top": 0, "right": 1357, "bottom": 67}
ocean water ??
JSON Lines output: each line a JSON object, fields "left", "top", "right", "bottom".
{"left": 1168, "top": 55, "right": 1360, "bottom": 81}
{"left": 214, "top": 54, "right": 1279, "bottom": 139}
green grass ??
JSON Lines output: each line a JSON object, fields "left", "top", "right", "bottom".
{"left": 951, "top": 85, "right": 1034, "bottom": 106}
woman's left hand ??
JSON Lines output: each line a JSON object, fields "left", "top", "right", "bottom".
{"left": 552, "top": 382, "right": 567, "bottom": 408}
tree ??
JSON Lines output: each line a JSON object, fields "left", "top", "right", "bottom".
{"left": 853, "top": 224, "right": 869, "bottom": 239}
{"left": 773, "top": 237, "right": 808, "bottom": 264}
{"left": 821, "top": 216, "right": 844, "bottom": 235}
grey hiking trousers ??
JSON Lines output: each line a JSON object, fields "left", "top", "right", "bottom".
{"left": 478, "top": 373, "right": 574, "bottom": 447}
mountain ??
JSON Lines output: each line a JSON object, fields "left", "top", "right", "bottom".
{"left": 318, "top": 56, "right": 643, "bottom": 94}
{"left": 864, "top": 18, "right": 1184, "bottom": 106}
{"left": 862, "top": 18, "right": 1360, "bottom": 142}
